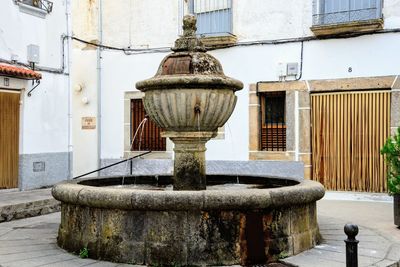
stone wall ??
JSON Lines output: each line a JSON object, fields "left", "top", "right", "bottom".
{"left": 19, "top": 152, "right": 71, "bottom": 190}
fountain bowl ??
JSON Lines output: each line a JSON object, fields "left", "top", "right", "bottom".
{"left": 52, "top": 175, "right": 324, "bottom": 266}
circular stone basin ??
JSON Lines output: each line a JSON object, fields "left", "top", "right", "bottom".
{"left": 52, "top": 175, "right": 324, "bottom": 266}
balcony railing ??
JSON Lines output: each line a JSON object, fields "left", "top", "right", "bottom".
{"left": 16, "top": 0, "right": 53, "bottom": 14}
{"left": 312, "top": 0, "right": 382, "bottom": 26}
{"left": 182, "top": 0, "right": 233, "bottom": 36}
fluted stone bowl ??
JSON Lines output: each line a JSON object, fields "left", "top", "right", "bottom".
{"left": 136, "top": 51, "right": 243, "bottom": 132}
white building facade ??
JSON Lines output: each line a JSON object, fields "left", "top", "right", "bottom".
{"left": 72, "top": 0, "right": 400, "bottom": 192}
{"left": 0, "top": 0, "right": 72, "bottom": 190}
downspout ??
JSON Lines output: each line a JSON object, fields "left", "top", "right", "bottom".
{"left": 65, "top": 0, "right": 72, "bottom": 178}
{"left": 97, "top": 0, "right": 103, "bottom": 172}
{"left": 294, "top": 41, "right": 304, "bottom": 162}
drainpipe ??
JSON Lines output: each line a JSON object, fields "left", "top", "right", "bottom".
{"left": 65, "top": 0, "right": 72, "bottom": 178}
{"left": 294, "top": 90, "right": 299, "bottom": 161}
{"left": 97, "top": 0, "right": 103, "bottom": 172}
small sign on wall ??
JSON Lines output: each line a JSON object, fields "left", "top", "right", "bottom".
{"left": 81, "top": 117, "right": 96, "bottom": 130}
{"left": 33, "top": 161, "right": 45, "bottom": 172}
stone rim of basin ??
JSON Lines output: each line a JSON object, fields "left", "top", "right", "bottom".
{"left": 52, "top": 178, "right": 325, "bottom": 211}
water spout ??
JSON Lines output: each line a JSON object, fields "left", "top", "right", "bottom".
{"left": 122, "top": 117, "right": 148, "bottom": 185}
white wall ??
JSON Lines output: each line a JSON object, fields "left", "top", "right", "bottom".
{"left": 98, "top": 31, "right": 400, "bottom": 160}
{"left": 71, "top": 0, "right": 400, "bottom": 50}
{"left": 71, "top": 49, "right": 100, "bottom": 176}
{"left": 0, "top": 1, "right": 67, "bottom": 69}
{"left": 21, "top": 73, "right": 70, "bottom": 154}
{"left": 72, "top": 0, "right": 400, "bottom": 164}
{"left": 0, "top": 0, "right": 70, "bottom": 155}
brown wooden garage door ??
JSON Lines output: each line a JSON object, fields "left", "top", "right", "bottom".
{"left": 0, "top": 91, "right": 20, "bottom": 189}
{"left": 311, "top": 90, "right": 391, "bottom": 192}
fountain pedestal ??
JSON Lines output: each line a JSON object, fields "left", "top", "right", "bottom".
{"left": 164, "top": 131, "right": 216, "bottom": 190}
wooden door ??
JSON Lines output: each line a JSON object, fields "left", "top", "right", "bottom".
{"left": 130, "top": 99, "right": 166, "bottom": 151}
{"left": 0, "top": 91, "right": 20, "bottom": 189}
{"left": 311, "top": 90, "right": 390, "bottom": 192}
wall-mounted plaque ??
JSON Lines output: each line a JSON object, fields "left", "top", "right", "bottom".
{"left": 82, "top": 117, "right": 96, "bottom": 130}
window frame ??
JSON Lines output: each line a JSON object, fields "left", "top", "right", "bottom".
{"left": 187, "top": 0, "right": 233, "bottom": 37}
{"left": 260, "top": 92, "right": 287, "bottom": 152}
{"left": 312, "top": 0, "right": 383, "bottom": 26}
{"left": 14, "top": 0, "right": 53, "bottom": 18}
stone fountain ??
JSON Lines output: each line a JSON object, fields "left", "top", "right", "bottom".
{"left": 136, "top": 14, "right": 242, "bottom": 190}
{"left": 52, "top": 15, "right": 325, "bottom": 266}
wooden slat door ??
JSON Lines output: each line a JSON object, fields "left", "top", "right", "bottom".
{"left": 0, "top": 91, "right": 20, "bottom": 189}
{"left": 311, "top": 90, "right": 390, "bottom": 192}
{"left": 131, "top": 99, "right": 166, "bottom": 151}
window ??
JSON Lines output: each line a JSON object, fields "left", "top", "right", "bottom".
{"left": 261, "top": 92, "right": 286, "bottom": 151}
{"left": 313, "top": 0, "right": 382, "bottom": 25}
{"left": 188, "top": 0, "right": 233, "bottom": 36}
{"left": 16, "top": 0, "right": 53, "bottom": 14}
{"left": 130, "top": 99, "right": 166, "bottom": 151}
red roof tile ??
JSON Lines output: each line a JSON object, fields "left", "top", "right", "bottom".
{"left": 0, "top": 64, "right": 42, "bottom": 80}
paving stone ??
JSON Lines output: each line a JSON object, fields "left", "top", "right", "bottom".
{"left": 38, "top": 258, "right": 99, "bottom": 267}
{"left": 2, "top": 253, "right": 77, "bottom": 267}
{"left": 372, "top": 259, "right": 399, "bottom": 267}
{"left": 283, "top": 252, "right": 344, "bottom": 267}
{"left": 0, "top": 244, "right": 57, "bottom": 255}
{"left": 387, "top": 244, "right": 400, "bottom": 261}
{"left": 0, "top": 249, "right": 60, "bottom": 264}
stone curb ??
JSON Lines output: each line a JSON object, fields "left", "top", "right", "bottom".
{"left": 0, "top": 198, "right": 60, "bottom": 223}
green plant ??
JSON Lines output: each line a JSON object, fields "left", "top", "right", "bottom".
{"left": 79, "top": 247, "right": 89, "bottom": 259}
{"left": 381, "top": 127, "right": 400, "bottom": 195}
{"left": 278, "top": 251, "right": 290, "bottom": 259}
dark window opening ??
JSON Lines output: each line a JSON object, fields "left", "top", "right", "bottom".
{"left": 261, "top": 92, "right": 286, "bottom": 151}
{"left": 130, "top": 99, "right": 166, "bottom": 151}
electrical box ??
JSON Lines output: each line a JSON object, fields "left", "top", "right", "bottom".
{"left": 276, "top": 62, "right": 286, "bottom": 78}
{"left": 27, "top": 44, "right": 40, "bottom": 64}
{"left": 286, "top": 62, "right": 299, "bottom": 76}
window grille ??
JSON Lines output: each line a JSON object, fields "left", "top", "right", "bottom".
{"left": 130, "top": 99, "right": 166, "bottom": 151}
{"left": 185, "top": 0, "right": 233, "bottom": 36}
{"left": 17, "top": 0, "right": 53, "bottom": 13}
{"left": 261, "top": 92, "right": 286, "bottom": 151}
{"left": 312, "top": 0, "right": 382, "bottom": 25}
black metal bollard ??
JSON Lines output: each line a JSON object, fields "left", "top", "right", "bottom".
{"left": 344, "top": 224, "right": 359, "bottom": 267}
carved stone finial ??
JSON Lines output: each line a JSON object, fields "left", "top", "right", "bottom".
{"left": 172, "top": 14, "right": 206, "bottom": 52}
{"left": 183, "top": 14, "right": 197, "bottom": 37}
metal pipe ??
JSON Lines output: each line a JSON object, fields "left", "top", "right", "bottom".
{"left": 97, "top": 0, "right": 103, "bottom": 172}
{"left": 73, "top": 151, "right": 152, "bottom": 179}
{"left": 70, "top": 28, "right": 400, "bottom": 54}
{"left": 65, "top": 0, "right": 72, "bottom": 179}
